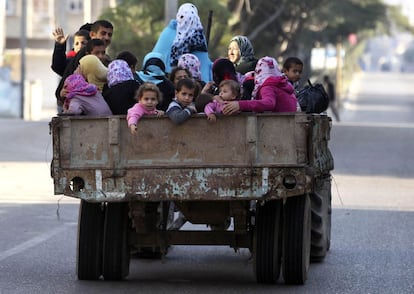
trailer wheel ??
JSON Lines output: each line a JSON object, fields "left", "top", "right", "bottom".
{"left": 282, "top": 194, "right": 311, "bottom": 285}
{"left": 77, "top": 200, "right": 105, "bottom": 280}
{"left": 310, "top": 176, "right": 332, "bottom": 262}
{"left": 102, "top": 202, "right": 130, "bottom": 280}
{"left": 254, "top": 199, "right": 283, "bottom": 284}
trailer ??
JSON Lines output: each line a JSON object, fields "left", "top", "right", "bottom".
{"left": 50, "top": 112, "right": 333, "bottom": 284}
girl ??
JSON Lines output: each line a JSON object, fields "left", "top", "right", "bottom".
{"left": 204, "top": 80, "right": 241, "bottom": 123}
{"left": 62, "top": 73, "right": 112, "bottom": 116}
{"left": 222, "top": 56, "right": 298, "bottom": 114}
{"left": 126, "top": 82, "right": 165, "bottom": 135}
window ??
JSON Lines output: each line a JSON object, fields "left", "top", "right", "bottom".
{"left": 67, "top": 0, "right": 83, "bottom": 13}
{"left": 33, "top": 0, "right": 49, "bottom": 17}
{"left": 6, "top": 0, "right": 17, "bottom": 16}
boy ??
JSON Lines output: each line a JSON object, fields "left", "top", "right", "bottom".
{"left": 166, "top": 78, "right": 197, "bottom": 124}
{"left": 51, "top": 28, "right": 90, "bottom": 76}
{"left": 282, "top": 57, "right": 304, "bottom": 94}
{"left": 55, "top": 20, "right": 114, "bottom": 111}
{"left": 85, "top": 39, "right": 107, "bottom": 65}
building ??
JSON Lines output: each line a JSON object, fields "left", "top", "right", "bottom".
{"left": 1, "top": 0, "right": 116, "bottom": 119}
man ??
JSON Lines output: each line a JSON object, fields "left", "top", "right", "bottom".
{"left": 323, "top": 75, "right": 340, "bottom": 122}
{"left": 54, "top": 20, "right": 114, "bottom": 112}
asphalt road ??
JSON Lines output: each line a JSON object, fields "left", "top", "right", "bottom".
{"left": 0, "top": 71, "right": 413, "bottom": 293}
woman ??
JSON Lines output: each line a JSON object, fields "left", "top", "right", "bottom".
{"left": 136, "top": 52, "right": 175, "bottom": 111}
{"left": 227, "top": 35, "right": 258, "bottom": 74}
{"left": 222, "top": 56, "right": 298, "bottom": 115}
{"left": 102, "top": 59, "right": 140, "bottom": 114}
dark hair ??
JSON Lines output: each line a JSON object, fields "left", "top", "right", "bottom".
{"left": 136, "top": 82, "right": 162, "bottom": 102}
{"left": 116, "top": 51, "right": 138, "bottom": 68}
{"left": 74, "top": 29, "right": 90, "bottom": 40}
{"left": 169, "top": 66, "right": 192, "bottom": 83}
{"left": 176, "top": 78, "right": 196, "bottom": 92}
{"left": 86, "top": 38, "right": 105, "bottom": 54}
{"left": 79, "top": 23, "right": 93, "bottom": 31}
{"left": 91, "top": 20, "right": 114, "bottom": 33}
{"left": 283, "top": 57, "right": 304, "bottom": 70}
{"left": 144, "top": 57, "right": 166, "bottom": 73}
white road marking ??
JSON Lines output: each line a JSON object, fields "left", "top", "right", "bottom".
{"left": 0, "top": 223, "right": 76, "bottom": 262}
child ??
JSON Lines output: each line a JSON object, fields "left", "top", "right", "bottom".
{"left": 282, "top": 57, "right": 304, "bottom": 94}
{"left": 85, "top": 39, "right": 108, "bottom": 65}
{"left": 204, "top": 80, "right": 240, "bottom": 122}
{"left": 62, "top": 73, "right": 112, "bottom": 116}
{"left": 51, "top": 28, "right": 90, "bottom": 76}
{"left": 166, "top": 78, "right": 197, "bottom": 124}
{"left": 126, "top": 82, "right": 165, "bottom": 135}
{"left": 67, "top": 29, "right": 90, "bottom": 58}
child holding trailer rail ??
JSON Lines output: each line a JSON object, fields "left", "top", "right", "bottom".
{"left": 126, "top": 82, "right": 165, "bottom": 135}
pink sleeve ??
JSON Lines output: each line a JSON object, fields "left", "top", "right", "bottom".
{"left": 238, "top": 85, "right": 276, "bottom": 112}
{"left": 126, "top": 104, "right": 145, "bottom": 126}
{"left": 204, "top": 101, "right": 217, "bottom": 115}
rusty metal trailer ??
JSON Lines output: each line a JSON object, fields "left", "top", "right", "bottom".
{"left": 50, "top": 112, "right": 333, "bottom": 284}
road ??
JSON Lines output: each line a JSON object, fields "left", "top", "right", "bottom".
{"left": 0, "top": 71, "right": 413, "bottom": 293}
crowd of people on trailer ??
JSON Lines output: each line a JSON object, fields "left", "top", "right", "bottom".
{"left": 51, "top": 2, "right": 329, "bottom": 135}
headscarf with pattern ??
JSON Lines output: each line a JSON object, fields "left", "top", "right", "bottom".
{"left": 177, "top": 53, "right": 202, "bottom": 81}
{"left": 229, "top": 35, "right": 256, "bottom": 66}
{"left": 64, "top": 73, "right": 98, "bottom": 108}
{"left": 170, "top": 3, "right": 207, "bottom": 67}
{"left": 107, "top": 59, "right": 134, "bottom": 87}
{"left": 252, "top": 56, "right": 282, "bottom": 98}
{"left": 79, "top": 54, "right": 108, "bottom": 92}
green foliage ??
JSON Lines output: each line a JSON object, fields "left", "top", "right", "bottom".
{"left": 100, "top": 0, "right": 165, "bottom": 65}
{"left": 97, "top": 0, "right": 411, "bottom": 80}
{"left": 99, "top": 0, "right": 231, "bottom": 65}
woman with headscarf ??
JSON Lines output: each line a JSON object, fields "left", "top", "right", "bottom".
{"left": 227, "top": 35, "right": 258, "bottom": 74}
{"left": 152, "top": 3, "right": 212, "bottom": 82}
{"left": 136, "top": 52, "right": 175, "bottom": 111}
{"left": 103, "top": 59, "right": 141, "bottom": 114}
{"left": 62, "top": 73, "right": 112, "bottom": 116}
{"left": 222, "top": 56, "right": 297, "bottom": 115}
{"left": 78, "top": 54, "right": 108, "bottom": 92}
{"left": 177, "top": 53, "right": 203, "bottom": 84}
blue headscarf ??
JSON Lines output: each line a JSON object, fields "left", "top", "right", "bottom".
{"left": 136, "top": 52, "right": 167, "bottom": 85}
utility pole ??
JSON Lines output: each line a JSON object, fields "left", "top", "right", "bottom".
{"left": 164, "top": 0, "right": 177, "bottom": 25}
{"left": 336, "top": 36, "right": 343, "bottom": 107}
{"left": 0, "top": 0, "right": 5, "bottom": 67}
{"left": 20, "top": 0, "right": 27, "bottom": 119}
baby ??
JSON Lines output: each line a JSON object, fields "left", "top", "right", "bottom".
{"left": 204, "top": 80, "right": 240, "bottom": 122}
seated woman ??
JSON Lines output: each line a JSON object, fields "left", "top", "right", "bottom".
{"left": 136, "top": 52, "right": 175, "bottom": 111}
{"left": 227, "top": 35, "right": 258, "bottom": 74}
{"left": 102, "top": 59, "right": 140, "bottom": 114}
{"left": 222, "top": 56, "right": 298, "bottom": 115}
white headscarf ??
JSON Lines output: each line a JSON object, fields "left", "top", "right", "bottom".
{"left": 170, "top": 3, "right": 207, "bottom": 66}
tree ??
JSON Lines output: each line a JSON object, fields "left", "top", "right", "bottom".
{"left": 99, "top": 0, "right": 231, "bottom": 65}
